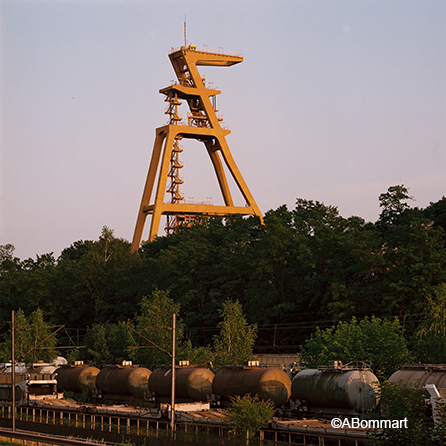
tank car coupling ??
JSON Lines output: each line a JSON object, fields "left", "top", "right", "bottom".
{"left": 208, "top": 393, "right": 221, "bottom": 407}
{"left": 145, "top": 390, "right": 156, "bottom": 402}
{"left": 91, "top": 388, "right": 102, "bottom": 401}
{"left": 289, "top": 398, "right": 308, "bottom": 413}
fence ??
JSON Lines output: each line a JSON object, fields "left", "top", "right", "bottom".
{"left": 0, "top": 406, "right": 364, "bottom": 446}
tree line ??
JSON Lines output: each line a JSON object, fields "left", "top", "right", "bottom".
{"left": 0, "top": 291, "right": 257, "bottom": 371}
{"left": 1, "top": 185, "right": 446, "bottom": 371}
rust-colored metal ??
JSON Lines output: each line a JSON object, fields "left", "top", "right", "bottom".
{"left": 55, "top": 365, "right": 100, "bottom": 393}
{"left": 148, "top": 365, "right": 214, "bottom": 402}
{"left": 212, "top": 366, "right": 292, "bottom": 406}
{"left": 96, "top": 365, "right": 152, "bottom": 399}
{"left": 389, "top": 366, "right": 446, "bottom": 395}
{"left": 131, "top": 44, "right": 262, "bottom": 252}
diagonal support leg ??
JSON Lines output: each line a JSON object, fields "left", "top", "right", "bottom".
{"left": 205, "top": 140, "right": 234, "bottom": 207}
{"left": 131, "top": 130, "right": 166, "bottom": 252}
{"left": 216, "top": 137, "right": 263, "bottom": 219}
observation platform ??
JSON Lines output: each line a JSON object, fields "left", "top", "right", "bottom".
{"left": 168, "top": 45, "right": 243, "bottom": 67}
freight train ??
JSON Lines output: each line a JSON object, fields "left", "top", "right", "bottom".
{"left": 0, "top": 359, "right": 381, "bottom": 421}
{"left": 6, "top": 358, "right": 446, "bottom": 441}
{"left": 53, "top": 360, "right": 293, "bottom": 408}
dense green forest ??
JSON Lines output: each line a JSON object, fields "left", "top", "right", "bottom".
{"left": 1, "top": 185, "right": 446, "bottom": 371}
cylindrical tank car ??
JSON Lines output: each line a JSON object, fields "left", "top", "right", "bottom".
{"left": 389, "top": 365, "right": 446, "bottom": 395}
{"left": 148, "top": 365, "right": 214, "bottom": 402}
{"left": 55, "top": 362, "right": 100, "bottom": 395}
{"left": 96, "top": 363, "right": 152, "bottom": 401}
{"left": 291, "top": 365, "right": 379, "bottom": 416}
{"left": 212, "top": 365, "right": 292, "bottom": 406}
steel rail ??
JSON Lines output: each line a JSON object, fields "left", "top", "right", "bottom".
{"left": 0, "top": 427, "right": 111, "bottom": 446}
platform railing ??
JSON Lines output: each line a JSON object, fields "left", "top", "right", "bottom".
{"left": 168, "top": 46, "right": 243, "bottom": 58}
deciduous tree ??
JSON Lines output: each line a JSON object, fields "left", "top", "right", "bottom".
{"left": 213, "top": 299, "right": 257, "bottom": 368}
{"left": 226, "top": 394, "right": 275, "bottom": 442}
{"left": 0, "top": 308, "right": 58, "bottom": 363}
{"left": 300, "top": 316, "right": 409, "bottom": 379}
{"left": 130, "top": 289, "right": 183, "bottom": 369}
{"left": 413, "top": 283, "right": 446, "bottom": 364}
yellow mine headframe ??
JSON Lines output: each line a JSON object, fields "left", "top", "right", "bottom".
{"left": 131, "top": 45, "right": 262, "bottom": 252}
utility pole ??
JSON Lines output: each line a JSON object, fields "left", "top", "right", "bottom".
{"left": 11, "top": 310, "right": 15, "bottom": 432}
{"left": 171, "top": 313, "right": 176, "bottom": 436}
{"left": 127, "top": 316, "right": 177, "bottom": 434}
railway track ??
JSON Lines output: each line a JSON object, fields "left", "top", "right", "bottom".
{"left": 0, "top": 427, "right": 112, "bottom": 446}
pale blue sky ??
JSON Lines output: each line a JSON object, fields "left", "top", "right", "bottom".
{"left": 1, "top": 0, "right": 445, "bottom": 260}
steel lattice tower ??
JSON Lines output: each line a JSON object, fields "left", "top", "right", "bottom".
{"left": 131, "top": 44, "right": 262, "bottom": 252}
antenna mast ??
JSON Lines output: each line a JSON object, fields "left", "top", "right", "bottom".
{"left": 184, "top": 17, "right": 187, "bottom": 47}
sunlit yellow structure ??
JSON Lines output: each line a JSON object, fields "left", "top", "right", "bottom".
{"left": 131, "top": 44, "right": 262, "bottom": 252}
